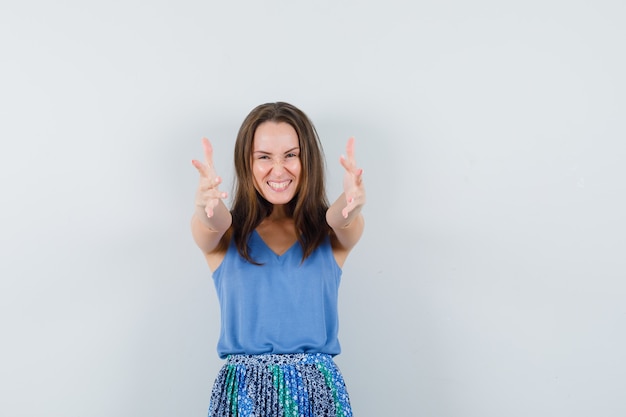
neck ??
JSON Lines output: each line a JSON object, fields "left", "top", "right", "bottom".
{"left": 266, "top": 204, "right": 291, "bottom": 221}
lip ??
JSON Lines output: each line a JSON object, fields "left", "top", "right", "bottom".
{"left": 266, "top": 180, "right": 292, "bottom": 192}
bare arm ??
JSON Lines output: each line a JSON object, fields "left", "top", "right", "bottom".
{"left": 190, "top": 138, "right": 232, "bottom": 254}
{"left": 326, "top": 137, "right": 365, "bottom": 254}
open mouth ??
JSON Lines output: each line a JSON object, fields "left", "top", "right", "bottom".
{"left": 267, "top": 180, "right": 292, "bottom": 192}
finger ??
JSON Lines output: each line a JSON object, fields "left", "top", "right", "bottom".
{"left": 202, "top": 137, "right": 215, "bottom": 168}
{"left": 203, "top": 190, "right": 228, "bottom": 200}
{"left": 339, "top": 154, "right": 354, "bottom": 172}
{"left": 204, "top": 196, "right": 219, "bottom": 218}
{"left": 341, "top": 138, "right": 356, "bottom": 172}
{"left": 345, "top": 137, "right": 355, "bottom": 161}
{"left": 191, "top": 159, "right": 208, "bottom": 176}
{"left": 342, "top": 195, "right": 356, "bottom": 218}
{"left": 340, "top": 155, "right": 364, "bottom": 180}
{"left": 204, "top": 191, "right": 228, "bottom": 217}
{"left": 342, "top": 202, "right": 353, "bottom": 218}
{"left": 354, "top": 168, "right": 364, "bottom": 185}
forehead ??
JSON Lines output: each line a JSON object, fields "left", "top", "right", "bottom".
{"left": 253, "top": 121, "right": 299, "bottom": 151}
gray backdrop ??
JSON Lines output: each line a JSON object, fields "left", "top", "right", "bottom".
{"left": 1, "top": 1, "right": 625, "bottom": 416}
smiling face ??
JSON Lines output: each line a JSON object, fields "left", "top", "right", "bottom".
{"left": 251, "top": 121, "right": 301, "bottom": 205}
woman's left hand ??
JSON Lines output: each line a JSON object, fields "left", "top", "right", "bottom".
{"left": 340, "top": 137, "right": 366, "bottom": 218}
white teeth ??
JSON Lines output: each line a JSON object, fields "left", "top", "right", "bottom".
{"left": 268, "top": 181, "right": 290, "bottom": 191}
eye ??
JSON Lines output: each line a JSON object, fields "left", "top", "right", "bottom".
{"left": 286, "top": 152, "right": 299, "bottom": 158}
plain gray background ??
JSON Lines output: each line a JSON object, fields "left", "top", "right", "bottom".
{"left": 1, "top": 0, "right": 625, "bottom": 416}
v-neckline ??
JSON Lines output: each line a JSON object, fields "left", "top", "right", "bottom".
{"left": 253, "top": 229, "right": 299, "bottom": 258}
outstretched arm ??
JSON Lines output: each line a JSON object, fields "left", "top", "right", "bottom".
{"left": 326, "top": 137, "right": 366, "bottom": 253}
{"left": 191, "top": 137, "right": 232, "bottom": 254}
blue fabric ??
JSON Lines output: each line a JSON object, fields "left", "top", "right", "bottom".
{"left": 208, "top": 353, "right": 353, "bottom": 417}
{"left": 212, "top": 230, "right": 342, "bottom": 359}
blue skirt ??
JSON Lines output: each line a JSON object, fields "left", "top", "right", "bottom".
{"left": 208, "top": 353, "right": 353, "bottom": 417}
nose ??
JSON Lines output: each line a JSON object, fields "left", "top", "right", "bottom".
{"left": 272, "top": 158, "right": 285, "bottom": 174}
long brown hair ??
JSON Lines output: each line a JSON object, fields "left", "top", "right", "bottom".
{"left": 227, "top": 102, "right": 330, "bottom": 264}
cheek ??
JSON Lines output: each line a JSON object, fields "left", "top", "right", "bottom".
{"left": 252, "top": 162, "right": 268, "bottom": 178}
{"left": 287, "top": 159, "right": 302, "bottom": 175}
{"left": 251, "top": 164, "right": 265, "bottom": 189}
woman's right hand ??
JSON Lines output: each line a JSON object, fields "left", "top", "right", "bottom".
{"left": 191, "top": 137, "right": 227, "bottom": 218}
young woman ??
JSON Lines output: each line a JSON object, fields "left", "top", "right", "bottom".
{"left": 191, "top": 102, "right": 365, "bottom": 417}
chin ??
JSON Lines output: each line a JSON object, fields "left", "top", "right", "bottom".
{"left": 264, "top": 194, "right": 296, "bottom": 205}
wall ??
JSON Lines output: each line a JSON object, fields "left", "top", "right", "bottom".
{"left": 1, "top": 1, "right": 625, "bottom": 416}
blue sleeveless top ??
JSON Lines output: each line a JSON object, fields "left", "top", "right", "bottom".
{"left": 212, "top": 230, "right": 342, "bottom": 359}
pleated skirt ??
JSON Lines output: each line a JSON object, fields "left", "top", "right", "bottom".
{"left": 208, "top": 353, "right": 353, "bottom": 417}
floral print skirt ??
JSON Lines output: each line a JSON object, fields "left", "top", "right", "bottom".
{"left": 208, "top": 353, "right": 353, "bottom": 417}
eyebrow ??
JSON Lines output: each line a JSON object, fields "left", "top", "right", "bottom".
{"left": 253, "top": 147, "right": 300, "bottom": 155}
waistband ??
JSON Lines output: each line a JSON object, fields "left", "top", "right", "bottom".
{"left": 225, "top": 352, "right": 334, "bottom": 366}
